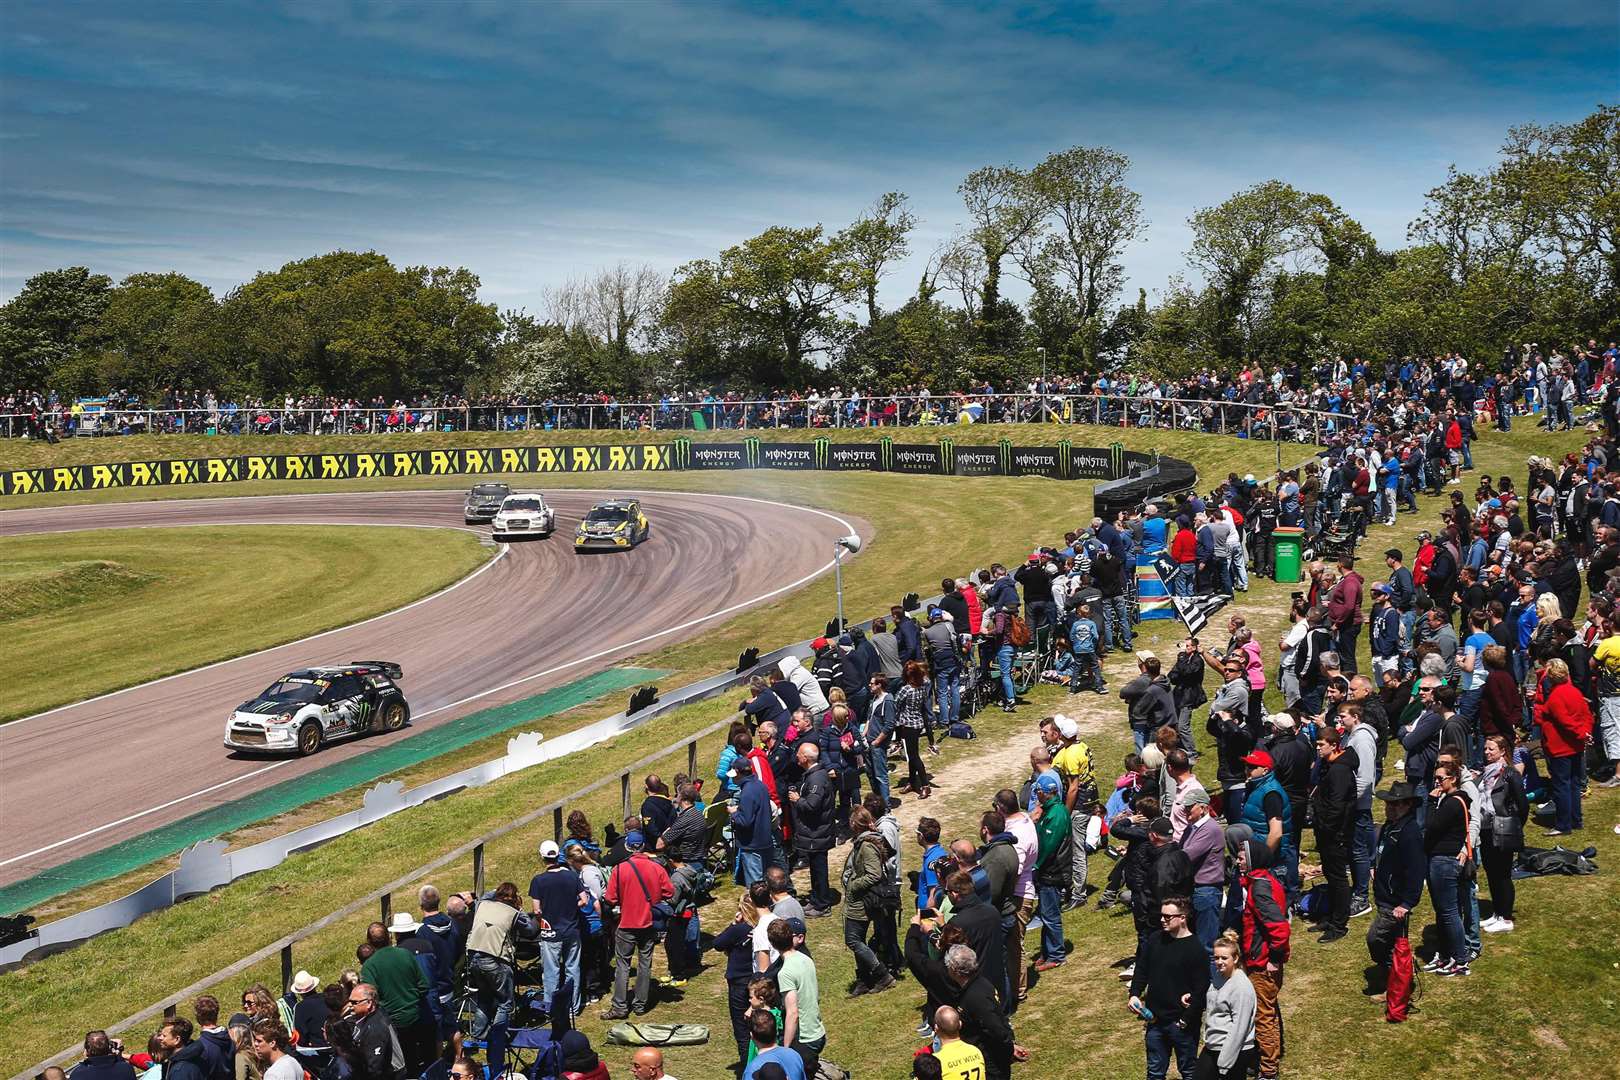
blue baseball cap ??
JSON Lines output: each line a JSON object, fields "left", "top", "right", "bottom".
{"left": 1034, "top": 772, "right": 1063, "bottom": 798}
{"left": 625, "top": 830, "right": 646, "bottom": 848}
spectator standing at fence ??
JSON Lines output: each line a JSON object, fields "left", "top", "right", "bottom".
{"left": 72, "top": 1032, "right": 138, "bottom": 1080}
{"left": 729, "top": 757, "right": 775, "bottom": 886}
{"left": 358, "top": 922, "right": 433, "bottom": 1073}
{"left": 1198, "top": 935, "right": 1258, "bottom": 1080}
{"left": 342, "top": 986, "right": 402, "bottom": 1080}
{"left": 462, "top": 882, "right": 527, "bottom": 1070}
{"left": 601, "top": 832, "right": 673, "bottom": 1021}
{"left": 1031, "top": 772, "right": 1072, "bottom": 971}
{"left": 531, "top": 840, "right": 586, "bottom": 1016}
{"left": 249, "top": 1022, "right": 298, "bottom": 1080}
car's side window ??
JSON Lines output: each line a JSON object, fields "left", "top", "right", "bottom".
{"left": 325, "top": 675, "right": 362, "bottom": 702}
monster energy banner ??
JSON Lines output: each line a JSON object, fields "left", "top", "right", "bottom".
{"left": 2, "top": 439, "right": 1194, "bottom": 496}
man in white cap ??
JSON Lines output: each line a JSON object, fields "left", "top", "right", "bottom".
{"left": 529, "top": 838, "right": 586, "bottom": 1017}
{"left": 1042, "top": 714, "right": 1098, "bottom": 910}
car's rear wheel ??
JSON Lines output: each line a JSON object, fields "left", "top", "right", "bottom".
{"left": 297, "top": 722, "right": 323, "bottom": 756}
{"left": 380, "top": 701, "right": 407, "bottom": 733}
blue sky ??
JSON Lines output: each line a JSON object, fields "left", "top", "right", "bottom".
{"left": 1, "top": 1, "right": 1612, "bottom": 311}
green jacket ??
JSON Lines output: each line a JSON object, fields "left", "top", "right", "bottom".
{"left": 1035, "top": 801, "right": 1071, "bottom": 870}
{"left": 842, "top": 830, "right": 890, "bottom": 921}
{"left": 360, "top": 944, "right": 429, "bottom": 1028}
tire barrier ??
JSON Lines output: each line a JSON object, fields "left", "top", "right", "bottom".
{"left": 1, "top": 435, "right": 1193, "bottom": 496}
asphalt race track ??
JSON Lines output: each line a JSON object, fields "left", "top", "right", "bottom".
{"left": 0, "top": 488, "right": 860, "bottom": 888}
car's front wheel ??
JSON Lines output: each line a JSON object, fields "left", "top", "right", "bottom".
{"left": 296, "top": 721, "right": 323, "bottom": 756}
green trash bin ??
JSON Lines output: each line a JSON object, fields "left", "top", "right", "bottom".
{"left": 1273, "top": 526, "right": 1304, "bottom": 584}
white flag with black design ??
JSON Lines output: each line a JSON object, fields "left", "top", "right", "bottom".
{"left": 1172, "top": 593, "right": 1230, "bottom": 638}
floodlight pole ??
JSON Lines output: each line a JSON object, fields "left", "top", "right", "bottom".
{"left": 834, "top": 543, "right": 846, "bottom": 634}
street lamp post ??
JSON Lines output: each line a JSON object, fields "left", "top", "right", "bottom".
{"left": 833, "top": 534, "right": 862, "bottom": 633}
{"left": 1036, "top": 346, "right": 1047, "bottom": 421}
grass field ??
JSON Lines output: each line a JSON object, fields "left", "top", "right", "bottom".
{"left": 0, "top": 526, "right": 489, "bottom": 720}
{"left": 5, "top": 423, "right": 1594, "bottom": 1074}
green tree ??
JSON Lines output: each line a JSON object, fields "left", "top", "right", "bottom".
{"left": 1187, "top": 180, "right": 1334, "bottom": 359}
{"left": 665, "top": 224, "right": 859, "bottom": 381}
{"left": 94, "top": 273, "right": 222, "bottom": 391}
{"left": 0, "top": 266, "right": 113, "bottom": 391}
{"left": 958, "top": 164, "right": 1047, "bottom": 347}
{"left": 1025, "top": 146, "right": 1145, "bottom": 325}
{"left": 837, "top": 192, "right": 916, "bottom": 326}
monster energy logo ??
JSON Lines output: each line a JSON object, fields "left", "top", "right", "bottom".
{"left": 879, "top": 436, "right": 893, "bottom": 472}
{"left": 744, "top": 437, "right": 761, "bottom": 468}
{"left": 813, "top": 436, "right": 831, "bottom": 469}
{"left": 997, "top": 438, "right": 1013, "bottom": 476}
{"left": 1058, "top": 438, "right": 1073, "bottom": 479}
{"left": 1109, "top": 441, "right": 1125, "bottom": 480}
{"left": 671, "top": 438, "right": 692, "bottom": 470}
{"left": 937, "top": 437, "right": 954, "bottom": 474}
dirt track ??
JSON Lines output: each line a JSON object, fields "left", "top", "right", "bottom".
{"left": 0, "top": 488, "right": 860, "bottom": 886}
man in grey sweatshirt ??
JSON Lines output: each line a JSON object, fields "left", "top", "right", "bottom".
{"left": 1338, "top": 700, "right": 1379, "bottom": 917}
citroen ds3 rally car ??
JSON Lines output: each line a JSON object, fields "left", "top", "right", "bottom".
{"left": 573, "top": 498, "right": 650, "bottom": 551}
{"left": 224, "top": 661, "right": 409, "bottom": 756}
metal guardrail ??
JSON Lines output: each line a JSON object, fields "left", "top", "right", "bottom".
{"left": 1, "top": 393, "right": 1354, "bottom": 442}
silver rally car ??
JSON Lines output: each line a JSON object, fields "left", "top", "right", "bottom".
{"left": 464, "top": 483, "right": 512, "bottom": 524}
{"left": 490, "top": 492, "right": 557, "bottom": 540}
{"left": 224, "top": 661, "right": 409, "bottom": 756}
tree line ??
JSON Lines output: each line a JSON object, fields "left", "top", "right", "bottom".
{"left": 2, "top": 105, "right": 1613, "bottom": 401}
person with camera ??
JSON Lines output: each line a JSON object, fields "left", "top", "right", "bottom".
{"left": 461, "top": 882, "right": 530, "bottom": 1069}
{"left": 72, "top": 1032, "right": 137, "bottom": 1080}
{"left": 841, "top": 806, "right": 898, "bottom": 998}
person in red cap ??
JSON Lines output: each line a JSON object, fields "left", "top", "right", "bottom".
{"left": 1236, "top": 749, "right": 1292, "bottom": 874}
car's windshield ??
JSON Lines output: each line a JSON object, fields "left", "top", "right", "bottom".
{"left": 259, "top": 678, "right": 324, "bottom": 703}
{"left": 585, "top": 508, "right": 630, "bottom": 524}
{"left": 504, "top": 498, "right": 543, "bottom": 512}
{"left": 470, "top": 485, "right": 508, "bottom": 498}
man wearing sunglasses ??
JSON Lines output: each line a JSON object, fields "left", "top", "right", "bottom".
{"left": 1127, "top": 896, "right": 1209, "bottom": 1080}
{"left": 345, "top": 984, "right": 406, "bottom": 1080}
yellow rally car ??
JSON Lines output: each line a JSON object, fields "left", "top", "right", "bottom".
{"left": 574, "top": 498, "right": 651, "bottom": 551}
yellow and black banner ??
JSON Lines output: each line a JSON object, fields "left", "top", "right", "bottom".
{"left": 1, "top": 440, "right": 1191, "bottom": 497}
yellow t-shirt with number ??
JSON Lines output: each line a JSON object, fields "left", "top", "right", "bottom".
{"left": 933, "top": 1038, "right": 987, "bottom": 1079}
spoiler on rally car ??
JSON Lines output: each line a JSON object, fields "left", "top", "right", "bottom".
{"left": 348, "top": 661, "right": 404, "bottom": 680}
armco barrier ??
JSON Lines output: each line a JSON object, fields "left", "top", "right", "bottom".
{"left": 1, "top": 435, "right": 1184, "bottom": 496}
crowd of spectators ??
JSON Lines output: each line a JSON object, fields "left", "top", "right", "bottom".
{"left": 57, "top": 339, "right": 1619, "bottom": 1080}
{"left": 7, "top": 340, "right": 1614, "bottom": 441}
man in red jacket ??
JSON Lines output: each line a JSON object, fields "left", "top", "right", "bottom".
{"left": 601, "top": 831, "right": 673, "bottom": 1020}
{"left": 1230, "top": 827, "right": 1290, "bottom": 1080}
{"left": 1326, "top": 556, "right": 1365, "bottom": 677}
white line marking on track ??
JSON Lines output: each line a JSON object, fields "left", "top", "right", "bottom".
{"left": 0, "top": 489, "right": 859, "bottom": 867}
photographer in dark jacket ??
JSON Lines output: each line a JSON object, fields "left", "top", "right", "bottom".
{"left": 1121, "top": 653, "right": 1176, "bottom": 753}
{"left": 1168, "top": 638, "right": 1208, "bottom": 761}
{"left": 1310, "top": 726, "right": 1359, "bottom": 941}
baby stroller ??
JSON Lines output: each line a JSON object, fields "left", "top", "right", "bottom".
{"left": 1308, "top": 506, "right": 1366, "bottom": 563}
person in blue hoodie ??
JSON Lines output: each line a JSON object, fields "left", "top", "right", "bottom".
{"left": 728, "top": 757, "right": 775, "bottom": 886}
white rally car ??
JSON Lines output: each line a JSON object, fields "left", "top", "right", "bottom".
{"left": 490, "top": 492, "right": 556, "bottom": 540}
{"left": 224, "top": 662, "right": 409, "bottom": 756}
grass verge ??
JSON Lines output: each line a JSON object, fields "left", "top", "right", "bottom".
{"left": 0, "top": 526, "right": 488, "bottom": 720}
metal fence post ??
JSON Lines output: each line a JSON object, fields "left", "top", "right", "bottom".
{"left": 280, "top": 943, "right": 294, "bottom": 993}
{"left": 472, "top": 843, "right": 486, "bottom": 896}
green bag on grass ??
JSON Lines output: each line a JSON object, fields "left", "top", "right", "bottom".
{"left": 604, "top": 1022, "right": 709, "bottom": 1046}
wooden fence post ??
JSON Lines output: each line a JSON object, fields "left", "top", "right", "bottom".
{"left": 280, "top": 944, "right": 293, "bottom": 993}
{"left": 472, "top": 843, "right": 486, "bottom": 897}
